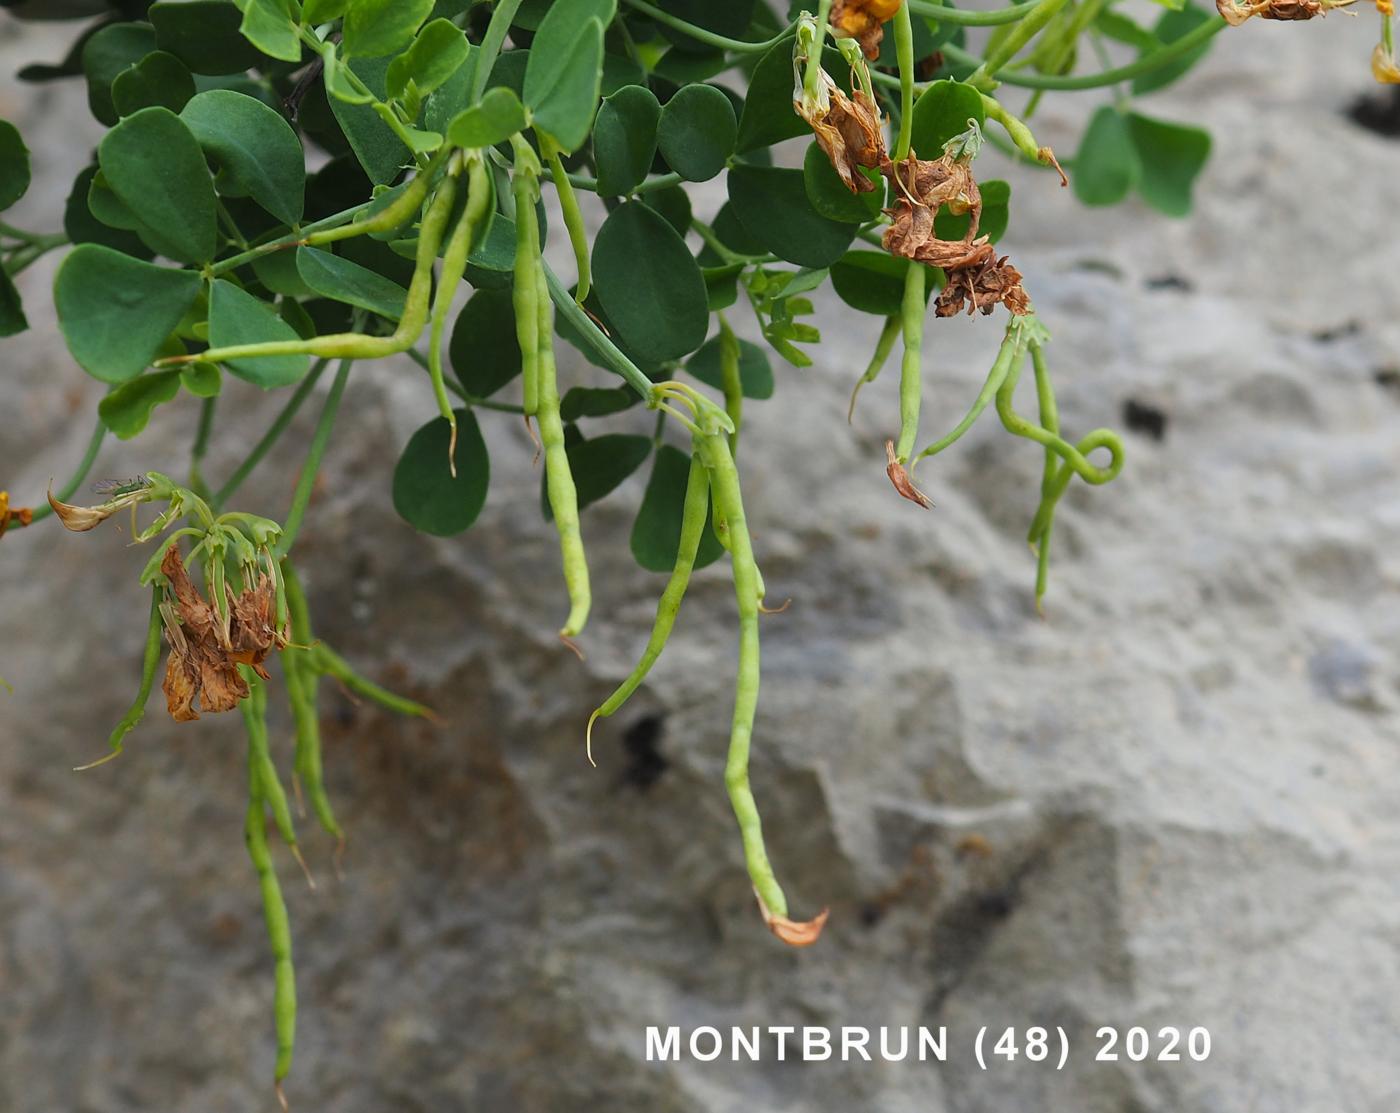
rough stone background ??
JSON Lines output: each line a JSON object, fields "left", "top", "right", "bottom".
{"left": 3, "top": 9, "right": 1400, "bottom": 1113}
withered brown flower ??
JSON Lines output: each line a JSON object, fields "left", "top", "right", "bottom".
{"left": 936, "top": 253, "right": 1032, "bottom": 318}
{"left": 159, "top": 543, "right": 286, "bottom": 722}
{"left": 885, "top": 440, "right": 933, "bottom": 509}
{"left": 1216, "top": 0, "right": 1354, "bottom": 22}
{"left": 796, "top": 71, "right": 888, "bottom": 194}
{"left": 831, "top": 0, "right": 904, "bottom": 59}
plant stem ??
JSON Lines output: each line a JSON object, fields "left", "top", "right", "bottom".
{"left": 893, "top": 1, "right": 916, "bottom": 161}
{"left": 214, "top": 359, "right": 330, "bottom": 509}
{"left": 541, "top": 261, "right": 655, "bottom": 401}
{"left": 941, "top": 18, "right": 1225, "bottom": 90}
{"left": 539, "top": 166, "right": 683, "bottom": 196}
{"left": 618, "top": 0, "right": 793, "bottom": 53}
{"left": 276, "top": 357, "right": 352, "bottom": 558}
{"left": 804, "top": 0, "right": 834, "bottom": 100}
{"left": 471, "top": 0, "right": 529, "bottom": 101}
{"left": 403, "top": 347, "right": 526, "bottom": 412}
{"left": 190, "top": 395, "right": 217, "bottom": 498}
{"left": 25, "top": 417, "right": 106, "bottom": 525}
{"left": 907, "top": 0, "right": 1036, "bottom": 25}
{"left": 967, "top": 0, "right": 1073, "bottom": 88}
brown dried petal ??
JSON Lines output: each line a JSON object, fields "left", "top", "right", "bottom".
{"left": 46, "top": 487, "right": 113, "bottom": 532}
{"left": 756, "top": 890, "right": 831, "bottom": 947}
{"left": 885, "top": 440, "right": 933, "bottom": 509}
{"left": 936, "top": 254, "right": 1031, "bottom": 318}
{"left": 163, "top": 645, "right": 202, "bottom": 722}
{"left": 161, "top": 544, "right": 221, "bottom": 643}
{"left": 197, "top": 652, "right": 248, "bottom": 714}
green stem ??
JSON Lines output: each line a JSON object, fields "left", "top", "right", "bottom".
{"left": 276, "top": 357, "right": 352, "bottom": 559}
{"left": 618, "top": 0, "right": 792, "bottom": 52}
{"left": 907, "top": 0, "right": 1037, "bottom": 25}
{"left": 914, "top": 326, "right": 1021, "bottom": 462}
{"left": 718, "top": 313, "right": 743, "bottom": 456}
{"left": 540, "top": 167, "right": 683, "bottom": 196}
{"left": 944, "top": 17, "right": 1226, "bottom": 91}
{"left": 893, "top": 1, "right": 916, "bottom": 161}
{"left": 848, "top": 315, "right": 901, "bottom": 422}
{"left": 312, "top": 643, "right": 436, "bottom": 719}
{"left": 471, "top": 0, "right": 530, "bottom": 101}
{"left": 543, "top": 262, "right": 655, "bottom": 401}
{"left": 1030, "top": 341, "right": 1061, "bottom": 612}
{"left": 804, "top": 0, "right": 834, "bottom": 100}
{"left": 190, "top": 395, "right": 217, "bottom": 498}
{"left": 402, "top": 347, "right": 525, "bottom": 412}
{"left": 214, "top": 359, "right": 330, "bottom": 510}
{"left": 544, "top": 144, "right": 592, "bottom": 301}
{"left": 75, "top": 587, "right": 163, "bottom": 771}
{"left": 25, "top": 417, "right": 106, "bottom": 525}
{"left": 895, "top": 264, "right": 926, "bottom": 464}
{"left": 968, "top": 0, "right": 1073, "bottom": 88}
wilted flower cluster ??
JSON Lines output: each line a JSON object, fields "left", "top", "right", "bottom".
{"left": 830, "top": 0, "right": 905, "bottom": 59}
{"left": 797, "top": 66, "right": 1032, "bottom": 319}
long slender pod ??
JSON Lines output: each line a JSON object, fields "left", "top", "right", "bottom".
{"left": 587, "top": 450, "right": 710, "bottom": 762}
{"left": 535, "top": 262, "right": 591, "bottom": 638}
{"left": 303, "top": 147, "right": 449, "bottom": 248}
{"left": 544, "top": 141, "right": 592, "bottom": 301}
{"left": 848, "top": 315, "right": 901, "bottom": 423}
{"left": 428, "top": 154, "right": 493, "bottom": 473}
{"left": 511, "top": 138, "right": 543, "bottom": 418}
{"left": 914, "top": 324, "right": 1022, "bottom": 463}
{"left": 75, "top": 586, "right": 164, "bottom": 771}
{"left": 699, "top": 430, "right": 826, "bottom": 945}
{"left": 244, "top": 769, "right": 296, "bottom": 1107}
{"left": 718, "top": 314, "right": 743, "bottom": 455}
{"left": 312, "top": 643, "right": 437, "bottom": 720}
{"left": 242, "top": 672, "right": 314, "bottom": 889}
{"left": 894, "top": 263, "right": 926, "bottom": 464}
{"left": 281, "top": 561, "right": 342, "bottom": 846}
{"left": 1030, "top": 340, "right": 1062, "bottom": 611}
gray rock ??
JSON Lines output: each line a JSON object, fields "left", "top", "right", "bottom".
{"left": 2, "top": 12, "right": 1399, "bottom": 1113}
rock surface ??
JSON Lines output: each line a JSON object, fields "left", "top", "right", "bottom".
{"left": 3, "top": 12, "right": 1400, "bottom": 1113}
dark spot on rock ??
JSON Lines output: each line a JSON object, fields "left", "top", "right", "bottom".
{"left": 976, "top": 890, "right": 1015, "bottom": 920}
{"left": 1122, "top": 398, "right": 1168, "bottom": 441}
{"left": 1145, "top": 273, "right": 1193, "bottom": 292}
{"left": 1310, "top": 319, "right": 1361, "bottom": 343}
{"left": 1374, "top": 366, "right": 1400, "bottom": 391}
{"left": 1347, "top": 86, "right": 1400, "bottom": 140}
{"left": 859, "top": 901, "right": 885, "bottom": 928}
{"left": 618, "top": 714, "right": 668, "bottom": 792}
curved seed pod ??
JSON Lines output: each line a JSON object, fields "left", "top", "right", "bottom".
{"left": 1030, "top": 341, "right": 1061, "bottom": 612}
{"left": 544, "top": 142, "right": 592, "bottom": 301}
{"left": 511, "top": 142, "right": 542, "bottom": 418}
{"left": 243, "top": 738, "right": 296, "bottom": 1103}
{"left": 718, "top": 315, "right": 743, "bottom": 456}
{"left": 534, "top": 262, "right": 591, "bottom": 638}
{"left": 889, "top": 264, "right": 931, "bottom": 508}
{"left": 914, "top": 324, "right": 1022, "bottom": 462}
{"left": 698, "top": 430, "right": 826, "bottom": 946}
{"left": 311, "top": 642, "right": 438, "bottom": 721}
{"left": 587, "top": 449, "right": 710, "bottom": 764}
{"left": 281, "top": 562, "right": 343, "bottom": 846}
{"left": 428, "top": 155, "right": 493, "bottom": 473}
{"left": 304, "top": 147, "right": 450, "bottom": 247}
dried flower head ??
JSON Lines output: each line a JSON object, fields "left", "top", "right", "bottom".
{"left": 159, "top": 543, "right": 286, "bottom": 722}
{"left": 885, "top": 439, "right": 933, "bottom": 508}
{"left": 936, "top": 253, "right": 1032, "bottom": 317}
{"left": 831, "top": 0, "right": 904, "bottom": 59}
{"left": 1216, "top": 0, "right": 1355, "bottom": 22}
{"left": 46, "top": 477, "right": 151, "bottom": 532}
{"left": 795, "top": 70, "right": 888, "bottom": 194}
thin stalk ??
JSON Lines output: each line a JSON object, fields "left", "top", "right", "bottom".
{"left": 967, "top": 0, "right": 1073, "bottom": 88}
{"left": 907, "top": 0, "right": 1037, "bottom": 25}
{"left": 542, "top": 262, "right": 655, "bottom": 401}
{"left": 893, "top": 1, "right": 916, "bottom": 161}
{"left": 619, "top": 0, "right": 793, "bottom": 52}
{"left": 214, "top": 359, "right": 330, "bottom": 509}
{"left": 275, "top": 357, "right": 353, "bottom": 558}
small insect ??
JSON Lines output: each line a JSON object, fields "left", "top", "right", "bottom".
{"left": 92, "top": 474, "right": 150, "bottom": 498}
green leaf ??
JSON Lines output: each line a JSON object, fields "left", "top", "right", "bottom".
{"left": 392, "top": 409, "right": 490, "bottom": 536}
{"left": 466, "top": 211, "right": 517, "bottom": 274}
{"left": 0, "top": 269, "right": 27, "bottom": 338}
{"left": 1072, "top": 106, "right": 1140, "bottom": 207}
{"left": 181, "top": 89, "right": 305, "bottom": 225}
{"left": 542, "top": 432, "right": 651, "bottom": 520}
{"left": 207, "top": 279, "right": 310, "bottom": 387}
{"left": 296, "top": 245, "right": 408, "bottom": 319}
{"left": 180, "top": 361, "right": 223, "bottom": 397}
{"left": 445, "top": 86, "right": 528, "bottom": 148}
{"left": 236, "top": 0, "right": 302, "bottom": 64}
{"left": 387, "top": 18, "right": 469, "bottom": 100}
{"left": 657, "top": 82, "right": 736, "bottom": 182}
{"left": 909, "top": 79, "right": 986, "bottom": 158}
{"left": 329, "top": 56, "right": 412, "bottom": 184}
{"left": 303, "top": 0, "right": 351, "bottom": 21}
{"left": 111, "top": 51, "right": 196, "bottom": 117}
{"left": 630, "top": 443, "right": 723, "bottom": 573}
{"left": 98, "top": 107, "right": 217, "bottom": 264}
{"left": 0, "top": 120, "right": 31, "bottom": 212}
{"left": 523, "top": 2, "right": 615, "bottom": 151}
{"left": 641, "top": 185, "right": 693, "bottom": 237}
{"left": 449, "top": 288, "right": 521, "bottom": 397}
{"left": 802, "top": 142, "right": 881, "bottom": 223}
{"left": 63, "top": 165, "right": 152, "bottom": 258}
{"left": 1094, "top": 9, "right": 1160, "bottom": 52}
{"left": 934, "top": 178, "right": 1010, "bottom": 242}
{"left": 686, "top": 334, "right": 774, "bottom": 399}
{"left": 98, "top": 370, "right": 183, "bottom": 439}
{"left": 592, "top": 200, "right": 709, "bottom": 364}
{"left": 1132, "top": 3, "right": 1214, "bottom": 96}
{"left": 593, "top": 85, "right": 661, "bottom": 197}
{"left": 423, "top": 46, "right": 477, "bottom": 133}
{"left": 82, "top": 22, "right": 158, "bottom": 127}
{"left": 151, "top": 0, "right": 268, "bottom": 74}
{"left": 829, "top": 250, "right": 938, "bottom": 316}
{"left": 736, "top": 39, "right": 847, "bottom": 153}
{"left": 53, "top": 245, "right": 203, "bottom": 384}
{"left": 727, "top": 165, "right": 857, "bottom": 269}
{"left": 559, "top": 385, "right": 641, "bottom": 422}
{"left": 344, "top": 0, "right": 434, "bottom": 58}
{"left": 1126, "top": 112, "right": 1210, "bottom": 217}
